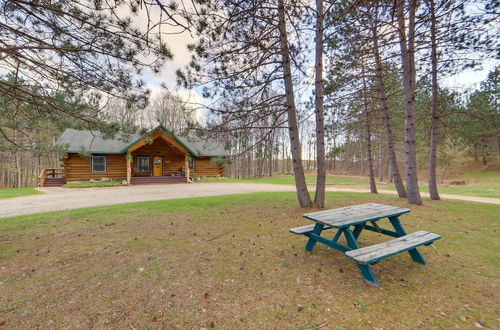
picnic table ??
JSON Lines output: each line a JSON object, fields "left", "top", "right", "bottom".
{"left": 290, "top": 203, "right": 441, "bottom": 286}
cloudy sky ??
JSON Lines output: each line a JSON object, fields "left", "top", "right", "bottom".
{"left": 135, "top": 4, "right": 498, "bottom": 111}
{"left": 141, "top": 34, "right": 497, "bottom": 101}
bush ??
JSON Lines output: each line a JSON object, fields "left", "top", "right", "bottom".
{"left": 64, "top": 180, "right": 123, "bottom": 188}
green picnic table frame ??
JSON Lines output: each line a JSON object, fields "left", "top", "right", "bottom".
{"left": 291, "top": 203, "right": 441, "bottom": 286}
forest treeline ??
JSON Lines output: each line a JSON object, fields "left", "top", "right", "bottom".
{"left": 223, "top": 66, "right": 499, "bottom": 176}
{"left": 0, "top": 0, "right": 498, "bottom": 207}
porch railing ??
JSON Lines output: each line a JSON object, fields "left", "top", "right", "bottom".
{"left": 38, "top": 168, "right": 64, "bottom": 187}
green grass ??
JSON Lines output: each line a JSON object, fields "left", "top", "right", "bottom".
{"left": 464, "top": 170, "right": 500, "bottom": 180}
{"left": 63, "top": 180, "right": 123, "bottom": 188}
{"left": 200, "top": 174, "right": 368, "bottom": 186}
{"left": 383, "top": 170, "right": 500, "bottom": 198}
{"left": 0, "top": 191, "right": 498, "bottom": 328}
{"left": 415, "top": 183, "right": 500, "bottom": 198}
{"left": 201, "top": 174, "right": 500, "bottom": 199}
{"left": 0, "top": 187, "right": 41, "bottom": 199}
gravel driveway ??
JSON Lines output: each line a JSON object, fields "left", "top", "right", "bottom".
{"left": 0, "top": 183, "right": 295, "bottom": 219}
{"left": 1, "top": 183, "right": 498, "bottom": 219}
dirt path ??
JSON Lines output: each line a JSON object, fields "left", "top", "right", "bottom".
{"left": 0, "top": 183, "right": 498, "bottom": 219}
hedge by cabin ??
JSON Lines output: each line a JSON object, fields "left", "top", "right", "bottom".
{"left": 39, "top": 125, "right": 230, "bottom": 187}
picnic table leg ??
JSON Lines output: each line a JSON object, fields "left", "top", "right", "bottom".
{"left": 343, "top": 228, "right": 379, "bottom": 287}
{"left": 388, "top": 216, "right": 426, "bottom": 265}
{"left": 352, "top": 224, "right": 364, "bottom": 239}
{"left": 331, "top": 229, "right": 342, "bottom": 242}
{"left": 305, "top": 223, "right": 324, "bottom": 252}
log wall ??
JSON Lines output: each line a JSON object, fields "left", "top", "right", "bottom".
{"left": 191, "top": 157, "right": 224, "bottom": 177}
{"left": 63, "top": 154, "right": 127, "bottom": 182}
{"left": 63, "top": 138, "right": 224, "bottom": 181}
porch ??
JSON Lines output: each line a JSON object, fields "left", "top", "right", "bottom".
{"left": 38, "top": 168, "right": 65, "bottom": 187}
{"left": 125, "top": 129, "right": 193, "bottom": 185}
{"left": 130, "top": 176, "right": 188, "bottom": 185}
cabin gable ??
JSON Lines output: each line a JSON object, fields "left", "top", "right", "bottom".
{"left": 56, "top": 125, "right": 228, "bottom": 184}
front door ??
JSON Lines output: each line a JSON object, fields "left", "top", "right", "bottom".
{"left": 152, "top": 156, "right": 163, "bottom": 176}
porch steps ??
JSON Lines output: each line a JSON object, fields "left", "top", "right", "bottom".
{"left": 43, "top": 178, "right": 66, "bottom": 187}
{"left": 130, "top": 176, "right": 187, "bottom": 185}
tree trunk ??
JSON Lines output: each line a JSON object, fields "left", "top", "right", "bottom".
{"left": 362, "top": 67, "right": 377, "bottom": 193}
{"left": 332, "top": 136, "right": 337, "bottom": 171}
{"left": 371, "top": 21, "right": 407, "bottom": 198}
{"left": 15, "top": 151, "right": 21, "bottom": 188}
{"left": 277, "top": 0, "right": 312, "bottom": 208}
{"left": 379, "top": 145, "right": 384, "bottom": 182}
{"left": 481, "top": 139, "right": 487, "bottom": 165}
{"left": 397, "top": 0, "right": 422, "bottom": 205}
{"left": 364, "top": 114, "right": 377, "bottom": 194}
{"left": 496, "top": 135, "right": 500, "bottom": 155}
{"left": 281, "top": 137, "right": 285, "bottom": 173}
{"left": 247, "top": 150, "right": 251, "bottom": 178}
{"left": 314, "top": 0, "right": 326, "bottom": 208}
{"left": 428, "top": 0, "right": 440, "bottom": 200}
{"left": 362, "top": 144, "right": 366, "bottom": 175}
{"left": 268, "top": 136, "right": 273, "bottom": 177}
{"left": 388, "top": 157, "right": 393, "bottom": 183}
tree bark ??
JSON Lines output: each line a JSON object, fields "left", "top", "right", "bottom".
{"left": 277, "top": 0, "right": 312, "bottom": 208}
{"left": 378, "top": 144, "right": 384, "bottom": 182}
{"left": 481, "top": 139, "right": 487, "bottom": 165}
{"left": 428, "top": 0, "right": 440, "bottom": 200}
{"left": 496, "top": 135, "right": 500, "bottom": 155}
{"left": 268, "top": 134, "right": 273, "bottom": 177}
{"left": 364, "top": 108, "right": 378, "bottom": 194}
{"left": 397, "top": 0, "right": 422, "bottom": 205}
{"left": 314, "top": 0, "right": 326, "bottom": 208}
{"left": 361, "top": 65, "right": 377, "bottom": 193}
{"left": 371, "top": 21, "right": 407, "bottom": 198}
{"left": 15, "top": 151, "right": 21, "bottom": 188}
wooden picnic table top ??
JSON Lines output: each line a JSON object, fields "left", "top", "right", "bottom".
{"left": 303, "top": 203, "right": 410, "bottom": 228}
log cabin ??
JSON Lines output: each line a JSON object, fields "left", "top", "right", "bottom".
{"left": 39, "top": 125, "right": 230, "bottom": 187}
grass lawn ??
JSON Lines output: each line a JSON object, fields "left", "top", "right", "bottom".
{"left": 386, "top": 170, "right": 500, "bottom": 198}
{"left": 415, "top": 182, "right": 500, "bottom": 199}
{"left": 202, "top": 174, "right": 500, "bottom": 198}
{"left": 200, "top": 174, "right": 369, "bottom": 186}
{"left": 0, "top": 187, "right": 41, "bottom": 199}
{"left": 0, "top": 192, "right": 498, "bottom": 328}
{"left": 63, "top": 180, "right": 123, "bottom": 188}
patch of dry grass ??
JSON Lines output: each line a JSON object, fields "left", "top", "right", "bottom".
{"left": 0, "top": 192, "right": 498, "bottom": 329}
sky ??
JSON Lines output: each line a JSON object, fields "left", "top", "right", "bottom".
{"left": 141, "top": 33, "right": 497, "bottom": 117}
{"left": 441, "top": 58, "right": 498, "bottom": 91}
{"left": 133, "top": 3, "right": 498, "bottom": 120}
{"left": 139, "top": 32, "right": 498, "bottom": 106}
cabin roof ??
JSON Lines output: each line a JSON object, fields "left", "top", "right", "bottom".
{"left": 55, "top": 126, "right": 230, "bottom": 157}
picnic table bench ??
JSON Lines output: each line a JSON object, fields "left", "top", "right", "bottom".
{"left": 290, "top": 203, "right": 441, "bottom": 286}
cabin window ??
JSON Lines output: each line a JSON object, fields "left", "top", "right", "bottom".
{"left": 136, "top": 156, "right": 150, "bottom": 172}
{"left": 188, "top": 157, "right": 196, "bottom": 171}
{"left": 91, "top": 155, "right": 106, "bottom": 172}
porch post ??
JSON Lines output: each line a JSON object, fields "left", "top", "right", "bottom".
{"left": 126, "top": 152, "right": 131, "bottom": 185}
{"left": 185, "top": 154, "right": 190, "bottom": 182}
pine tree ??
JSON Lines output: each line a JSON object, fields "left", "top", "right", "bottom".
{"left": 0, "top": 0, "right": 185, "bottom": 131}
{"left": 178, "top": 0, "right": 312, "bottom": 207}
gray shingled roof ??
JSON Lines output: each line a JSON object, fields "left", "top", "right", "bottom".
{"left": 55, "top": 128, "right": 230, "bottom": 157}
